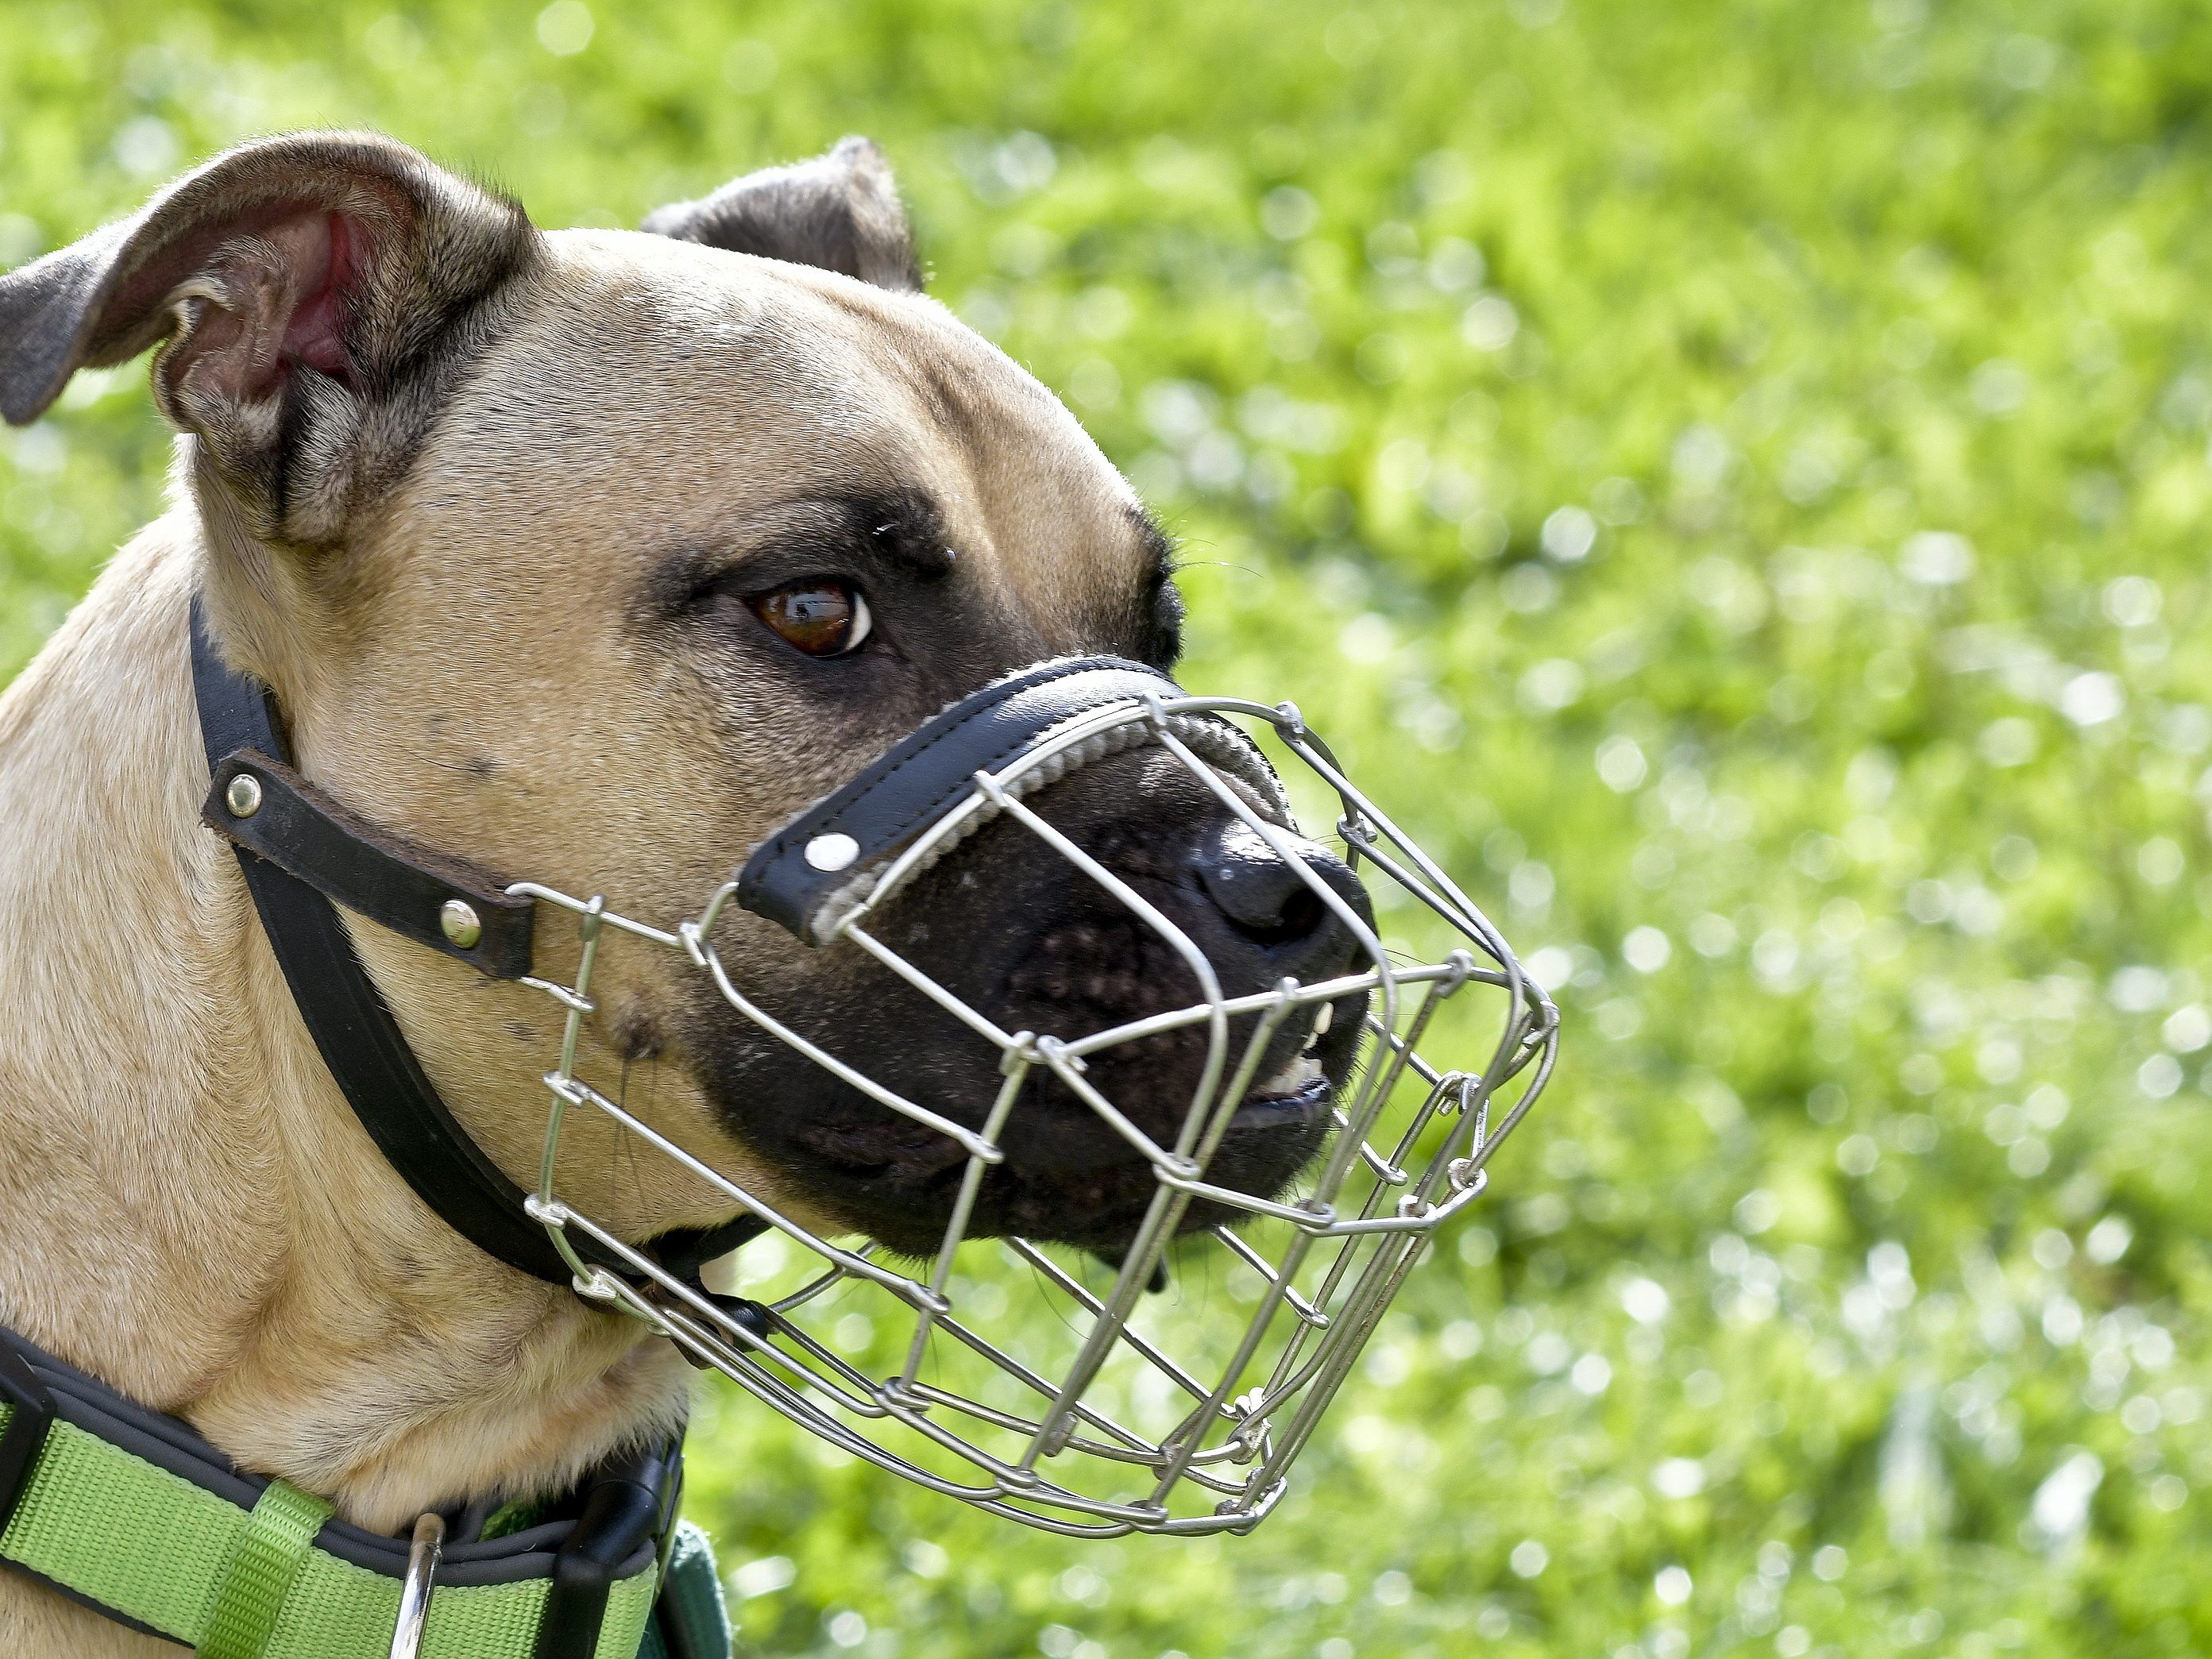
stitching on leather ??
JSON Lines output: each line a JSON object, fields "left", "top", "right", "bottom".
{"left": 778, "top": 656, "right": 1133, "bottom": 850}
{"left": 838, "top": 678, "right": 1154, "bottom": 855}
{"left": 746, "top": 657, "right": 1157, "bottom": 885}
{"left": 804, "top": 712, "right": 1290, "bottom": 942}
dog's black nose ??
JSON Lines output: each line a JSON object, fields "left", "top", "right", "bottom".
{"left": 1194, "top": 821, "right": 1365, "bottom": 962}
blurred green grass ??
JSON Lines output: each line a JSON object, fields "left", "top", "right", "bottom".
{"left": 8, "top": 0, "right": 2212, "bottom": 1654}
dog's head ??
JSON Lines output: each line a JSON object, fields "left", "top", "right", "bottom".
{"left": 0, "top": 133, "right": 1372, "bottom": 1260}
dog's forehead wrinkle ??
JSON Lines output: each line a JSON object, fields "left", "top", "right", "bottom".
{"left": 403, "top": 232, "right": 1151, "bottom": 651}
{"left": 715, "top": 485, "right": 961, "bottom": 581}
{"left": 587, "top": 240, "right": 1162, "bottom": 653}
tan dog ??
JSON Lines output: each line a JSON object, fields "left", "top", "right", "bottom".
{"left": 0, "top": 132, "right": 1365, "bottom": 1656}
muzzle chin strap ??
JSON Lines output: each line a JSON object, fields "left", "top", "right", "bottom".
{"left": 187, "top": 597, "right": 760, "bottom": 1292}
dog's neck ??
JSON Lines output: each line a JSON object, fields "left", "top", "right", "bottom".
{"left": 0, "top": 513, "right": 690, "bottom": 1534}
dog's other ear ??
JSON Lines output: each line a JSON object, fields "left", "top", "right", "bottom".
{"left": 0, "top": 130, "right": 535, "bottom": 542}
{"left": 641, "top": 135, "right": 921, "bottom": 292}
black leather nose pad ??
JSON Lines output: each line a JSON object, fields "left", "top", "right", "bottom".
{"left": 1194, "top": 821, "right": 1364, "bottom": 955}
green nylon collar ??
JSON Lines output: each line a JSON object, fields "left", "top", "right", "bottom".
{"left": 0, "top": 1402, "right": 658, "bottom": 1657}
{"left": 0, "top": 1333, "right": 668, "bottom": 1659}
{"left": 200, "top": 1480, "right": 338, "bottom": 1659}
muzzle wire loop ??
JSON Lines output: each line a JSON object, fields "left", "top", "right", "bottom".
{"left": 1022, "top": 987, "right": 1303, "bottom": 1471}
{"left": 510, "top": 685, "right": 1558, "bottom": 1536}
{"left": 546, "top": 1074, "right": 936, "bottom": 1306}
{"left": 974, "top": 772, "right": 1235, "bottom": 1149}
{"left": 893, "top": 1051, "right": 1032, "bottom": 1401}
{"left": 690, "top": 939, "right": 1003, "bottom": 1164}
{"left": 840, "top": 922, "right": 1023, "bottom": 1051}
{"left": 964, "top": 766, "right": 1253, "bottom": 1464}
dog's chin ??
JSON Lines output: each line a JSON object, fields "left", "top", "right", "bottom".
{"left": 783, "top": 1060, "right": 1338, "bottom": 1257}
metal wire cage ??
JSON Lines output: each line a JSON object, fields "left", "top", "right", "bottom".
{"left": 508, "top": 689, "right": 1558, "bottom": 1537}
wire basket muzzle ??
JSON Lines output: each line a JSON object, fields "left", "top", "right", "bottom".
{"left": 512, "top": 666, "right": 1559, "bottom": 1537}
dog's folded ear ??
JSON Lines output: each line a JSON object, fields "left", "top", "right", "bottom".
{"left": 642, "top": 136, "right": 921, "bottom": 293}
{"left": 0, "top": 130, "right": 536, "bottom": 542}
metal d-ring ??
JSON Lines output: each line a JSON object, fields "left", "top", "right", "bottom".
{"left": 388, "top": 1510, "right": 445, "bottom": 1659}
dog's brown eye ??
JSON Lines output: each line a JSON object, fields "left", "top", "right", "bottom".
{"left": 748, "top": 581, "right": 873, "bottom": 656}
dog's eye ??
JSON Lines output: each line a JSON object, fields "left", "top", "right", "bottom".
{"left": 748, "top": 581, "right": 874, "bottom": 657}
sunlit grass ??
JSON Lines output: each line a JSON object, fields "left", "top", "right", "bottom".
{"left": 8, "top": 0, "right": 2212, "bottom": 1653}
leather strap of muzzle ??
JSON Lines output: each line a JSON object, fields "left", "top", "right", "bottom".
{"left": 737, "top": 654, "right": 1199, "bottom": 942}
{"left": 188, "top": 598, "right": 759, "bottom": 1292}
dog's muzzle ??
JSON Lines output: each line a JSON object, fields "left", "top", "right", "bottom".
{"left": 515, "top": 658, "right": 1559, "bottom": 1537}
{"left": 195, "top": 625, "right": 1558, "bottom": 1540}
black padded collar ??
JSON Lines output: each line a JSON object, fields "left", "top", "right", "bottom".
{"left": 0, "top": 1325, "right": 666, "bottom": 1588}
{"left": 0, "top": 1321, "right": 684, "bottom": 1659}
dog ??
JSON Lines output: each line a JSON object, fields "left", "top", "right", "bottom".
{"left": 0, "top": 131, "right": 1368, "bottom": 1656}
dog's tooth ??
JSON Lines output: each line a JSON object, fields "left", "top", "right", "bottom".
{"left": 1255, "top": 1055, "right": 1324, "bottom": 1098}
{"left": 1302, "top": 1001, "right": 1333, "bottom": 1052}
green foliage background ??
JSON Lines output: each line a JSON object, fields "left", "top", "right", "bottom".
{"left": 6, "top": 0, "right": 2212, "bottom": 1654}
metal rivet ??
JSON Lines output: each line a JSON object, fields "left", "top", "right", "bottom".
{"left": 805, "top": 831, "right": 860, "bottom": 873}
{"left": 439, "top": 899, "right": 483, "bottom": 950}
{"left": 224, "top": 773, "right": 263, "bottom": 818}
